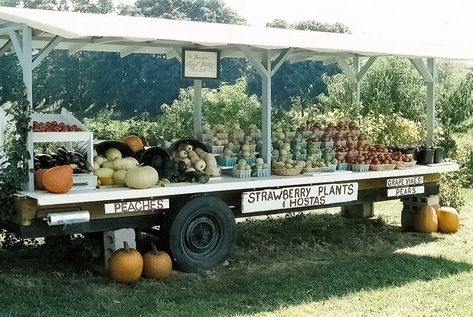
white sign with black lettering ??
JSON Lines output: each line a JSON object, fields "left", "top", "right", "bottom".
{"left": 387, "top": 185, "right": 425, "bottom": 197}
{"left": 242, "top": 183, "right": 358, "bottom": 213}
{"left": 386, "top": 176, "right": 424, "bottom": 188}
{"left": 104, "top": 199, "right": 169, "bottom": 214}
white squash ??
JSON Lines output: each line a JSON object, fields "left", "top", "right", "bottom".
{"left": 112, "top": 157, "right": 139, "bottom": 170}
{"left": 187, "top": 150, "right": 199, "bottom": 159}
{"left": 178, "top": 150, "right": 188, "bottom": 158}
{"left": 102, "top": 160, "right": 115, "bottom": 169}
{"left": 94, "top": 167, "right": 115, "bottom": 185}
{"left": 194, "top": 147, "right": 206, "bottom": 156}
{"left": 179, "top": 144, "right": 193, "bottom": 152}
{"left": 190, "top": 156, "right": 201, "bottom": 165}
{"left": 94, "top": 155, "right": 108, "bottom": 166}
{"left": 113, "top": 169, "right": 127, "bottom": 186}
{"left": 125, "top": 166, "right": 159, "bottom": 189}
{"left": 186, "top": 167, "right": 196, "bottom": 172}
{"left": 92, "top": 161, "right": 100, "bottom": 171}
{"left": 105, "top": 147, "right": 122, "bottom": 161}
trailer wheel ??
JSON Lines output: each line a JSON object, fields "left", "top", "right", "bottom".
{"left": 161, "top": 195, "right": 236, "bottom": 272}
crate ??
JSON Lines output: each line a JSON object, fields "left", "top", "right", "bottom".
{"left": 293, "top": 153, "right": 307, "bottom": 161}
{"left": 232, "top": 169, "right": 252, "bottom": 178}
{"left": 337, "top": 163, "right": 349, "bottom": 170}
{"left": 211, "top": 145, "right": 225, "bottom": 154}
{"left": 351, "top": 163, "right": 370, "bottom": 172}
{"left": 242, "top": 156, "right": 256, "bottom": 165}
{"left": 216, "top": 156, "right": 238, "bottom": 167}
{"left": 72, "top": 174, "right": 97, "bottom": 190}
{"left": 255, "top": 168, "right": 271, "bottom": 178}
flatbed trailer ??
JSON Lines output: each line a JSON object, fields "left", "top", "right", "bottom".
{"left": 0, "top": 7, "right": 467, "bottom": 272}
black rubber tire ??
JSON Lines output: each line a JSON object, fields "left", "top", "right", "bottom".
{"left": 161, "top": 195, "right": 236, "bottom": 273}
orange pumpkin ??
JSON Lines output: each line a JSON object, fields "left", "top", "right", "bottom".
{"left": 436, "top": 207, "right": 459, "bottom": 233}
{"left": 109, "top": 241, "right": 143, "bottom": 283}
{"left": 42, "top": 165, "right": 73, "bottom": 194}
{"left": 142, "top": 243, "right": 172, "bottom": 279}
{"left": 34, "top": 169, "right": 47, "bottom": 190}
{"left": 122, "top": 135, "right": 144, "bottom": 153}
{"left": 414, "top": 205, "right": 438, "bottom": 233}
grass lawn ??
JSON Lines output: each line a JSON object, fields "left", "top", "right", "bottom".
{"left": 0, "top": 191, "right": 472, "bottom": 317}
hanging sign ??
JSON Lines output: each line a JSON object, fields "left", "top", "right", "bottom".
{"left": 182, "top": 48, "right": 220, "bottom": 79}
{"left": 387, "top": 186, "right": 425, "bottom": 197}
{"left": 386, "top": 176, "right": 424, "bottom": 187}
{"left": 241, "top": 183, "right": 358, "bottom": 213}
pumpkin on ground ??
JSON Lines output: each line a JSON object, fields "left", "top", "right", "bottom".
{"left": 142, "top": 243, "right": 172, "bottom": 279}
{"left": 436, "top": 207, "right": 459, "bottom": 233}
{"left": 109, "top": 241, "right": 143, "bottom": 283}
{"left": 414, "top": 205, "right": 438, "bottom": 233}
{"left": 122, "top": 135, "right": 144, "bottom": 153}
{"left": 125, "top": 166, "right": 159, "bottom": 189}
{"left": 42, "top": 165, "right": 73, "bottom": 194}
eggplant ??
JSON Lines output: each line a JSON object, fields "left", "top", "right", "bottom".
{"left": 177, "top": 171, "right": 209, "bottom": 184}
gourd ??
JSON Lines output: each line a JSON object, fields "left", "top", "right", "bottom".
{"left": 142, "top": 243, "right": 172, "bottom": 279}
{"left": 203, "top": 152, "right": 221, "bottom": 176}
{"left": 94, "top": 155, "right": 108, "bottom": 166}
{"left": 179, "top": 144, "right": 193, "bottom": 152}
{"left": 102, "top": 160, "right": 115, "bottom": 169}
{"left": 112, "top": 157, "right": 139, "bottom": 171}
{"left": 436, "top": 207, "right": 459, "bottom": 233}
{"left": 105, "top": 147, "right": 122, "bottom": 161}
{"left": 34, "top": 169, "right": 47, "bottom": 190}
{"left": 113, "top": 170, "right": 127, "bottom": 186}
{"left": 109, "top": 241, "right": 143, "bottom": 283}
{"left": 42, "top": 165, "right": 73, "bottom": 194}
{"left": 122, "top": 135, "right": 144, "bottom": 153}
{"left": 414, "top": 205, "right": 438, "bottom": 233}
{"left": 94, "top": 167, "right": 115, "bottom": 185}
{"left": 125, "top": 166, "right": 159, "bottom": 189}
{"left": 194, "top": 159, "right": 206, "bottom": 172}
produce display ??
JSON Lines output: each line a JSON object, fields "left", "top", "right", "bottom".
{"left": 34, "top": 146, "right": 91, "bottom": 174}
{"left": 32, "top": 120, "right": 81, "bottom": 132}
{"left": 42, "top": 165, "right": 74, "bottom": 194}
{"left": 271, "top": 121, "right": 416, "bottom": 175}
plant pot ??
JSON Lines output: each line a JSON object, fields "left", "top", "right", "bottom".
{"left": 401, "top": 148, "right": 415, "bottom": 155}
{"left": 434, "top": 147, "right": 444, "bottom": 163}
{"left": 417, "top": 147, "right": 434, "bottom": 165}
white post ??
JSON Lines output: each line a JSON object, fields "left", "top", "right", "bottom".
{"left": 261, "top": 51, "right": 272, "bottom": 165}
{"left": 193, "top": 79, "right": 203, "bottom": 137}
{"left": 21, "top": 26, "right": 34, "bottom": 191}
{"left": 353, "top": 56, "right": 360, "bottom": 103}
{"left": 426, "top": 58, "right": 436, "bottom": 147}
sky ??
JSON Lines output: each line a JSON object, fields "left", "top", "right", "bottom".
{"left": 116, "top": 0, "right": 473, "bottom": 44}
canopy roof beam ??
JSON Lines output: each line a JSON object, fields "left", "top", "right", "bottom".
{"left": 0, "top": 22, "right": 21, "bottom": 35}
{"left": 410, "top": 58, "right": 433, "bottom": 83}
{"left": 32, "top": 35, "right": 61, "bottom": 69}
{"left": 120, "top": 46, "right": 141, "bottom": 58}
{"left": 271, "top": 48, "right": 293, "bottom": 76}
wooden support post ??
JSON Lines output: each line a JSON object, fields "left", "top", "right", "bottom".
{"left": 193, "top": 79, "right": 203, "bottom": 137}
{"left": 103, "top": 228, "right": 136, "bottom": 269}
{"left": 341, "top": 202, "right": 374, "bottom": 218}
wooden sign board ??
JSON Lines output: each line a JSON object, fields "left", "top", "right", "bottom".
{"left": 242, "top": 183, "right": 358, "bottom": 213}
{"left": 182, "top": 49, "right": 220, "bottom": 79}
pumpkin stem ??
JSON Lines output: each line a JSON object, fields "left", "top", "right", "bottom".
{"left": 150, "top": 242, "right": 158, "bottom": 255}
{"left": 123, "top": 241, "right": 130, "bottom": 252}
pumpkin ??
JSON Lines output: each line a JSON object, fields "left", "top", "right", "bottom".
{"left": 105, "top": 147, "right": 122, "bottom": 161}
{"left": 34, "top": 169, "right": 47, "bottom": 190}
{"left": 125, "top": 166, "right": 159, "bottom": 189}
{"left": 142, "top": 243, "right": 172, "bottom": 279}
{"left": 109, "top": 241, "right": 143, "bottom": 283}
{"left": 414, "top": 205, "right": 438, "bottom": 233}
{"left": 122, "top": 135, "right": 144, "bottom": 153}
{"left": 436, "top": 207, "right": 459, "bottom": 233}
{"left": 42, "top": 165, "right": 73, "bottom": 194}
{"left": 113, "top": 170, "right": 127, "bottom": 186}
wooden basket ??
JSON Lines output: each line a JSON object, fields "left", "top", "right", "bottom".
{"left": 396, "top": 160, "right": 417, "bottom": 169}
{"left": 302, "top": 167, "right": 323, "bottom": 173}
{"left": 272, "top": 167, "right": 303, "bottom": 176}
{"left": 369, "top": 163, "right": 396, "bottom": 171}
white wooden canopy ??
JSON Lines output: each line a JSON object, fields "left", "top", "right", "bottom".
{"left": 0, "top": 6, "right": 466, "bottom": 190}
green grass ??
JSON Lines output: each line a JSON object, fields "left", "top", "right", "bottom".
{"left": 1, "top": 191, "right": 472, "bottom": 317}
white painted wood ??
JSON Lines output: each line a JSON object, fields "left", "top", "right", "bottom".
{"left": 410, "top": 58, "right": 434, "bottom": 83}
{"left": 9, "top": 30, "right": 24, "bottom": 70}
{"left": 426, "top": 58, "right": 436, "bottom": 147}
{"left": 0, "top": 22, "right": 21, "bottom": 35}
{"left": 193, "top": 79, "right": 203, "bottom": 136}
{"left": 357, "top": 56, "right": 377, "bottom": 81}
{"left": 240, "top": 46, "right": 268, "bottom": 79}
{"left": 32, "top": 35, "right": 61, "bottom": 69}
{"left": 119, "top": 46, "right": 140, "bottom": 58}
{"left": 68, "top": 43, "right": 88, "bottom": 55}
{"left": 337, "top": 58, "right": 357, "bottom": 83}
{"left": 0, "top": 40, "right": 12, "bottom": 57}
{"left": 353, "top": 56, "right": 361, "bottom": 103}
{"left": 271, "top": 47, "right": 293, "bottom": 76}
{"left": 168, "top": 48, "right": 182, "bottom": 63}
{"left": 20, "top": 163, "right": 459, "bottom": 206}
{"left": 261, "top": 50, "right": 272, "bottom": 165}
